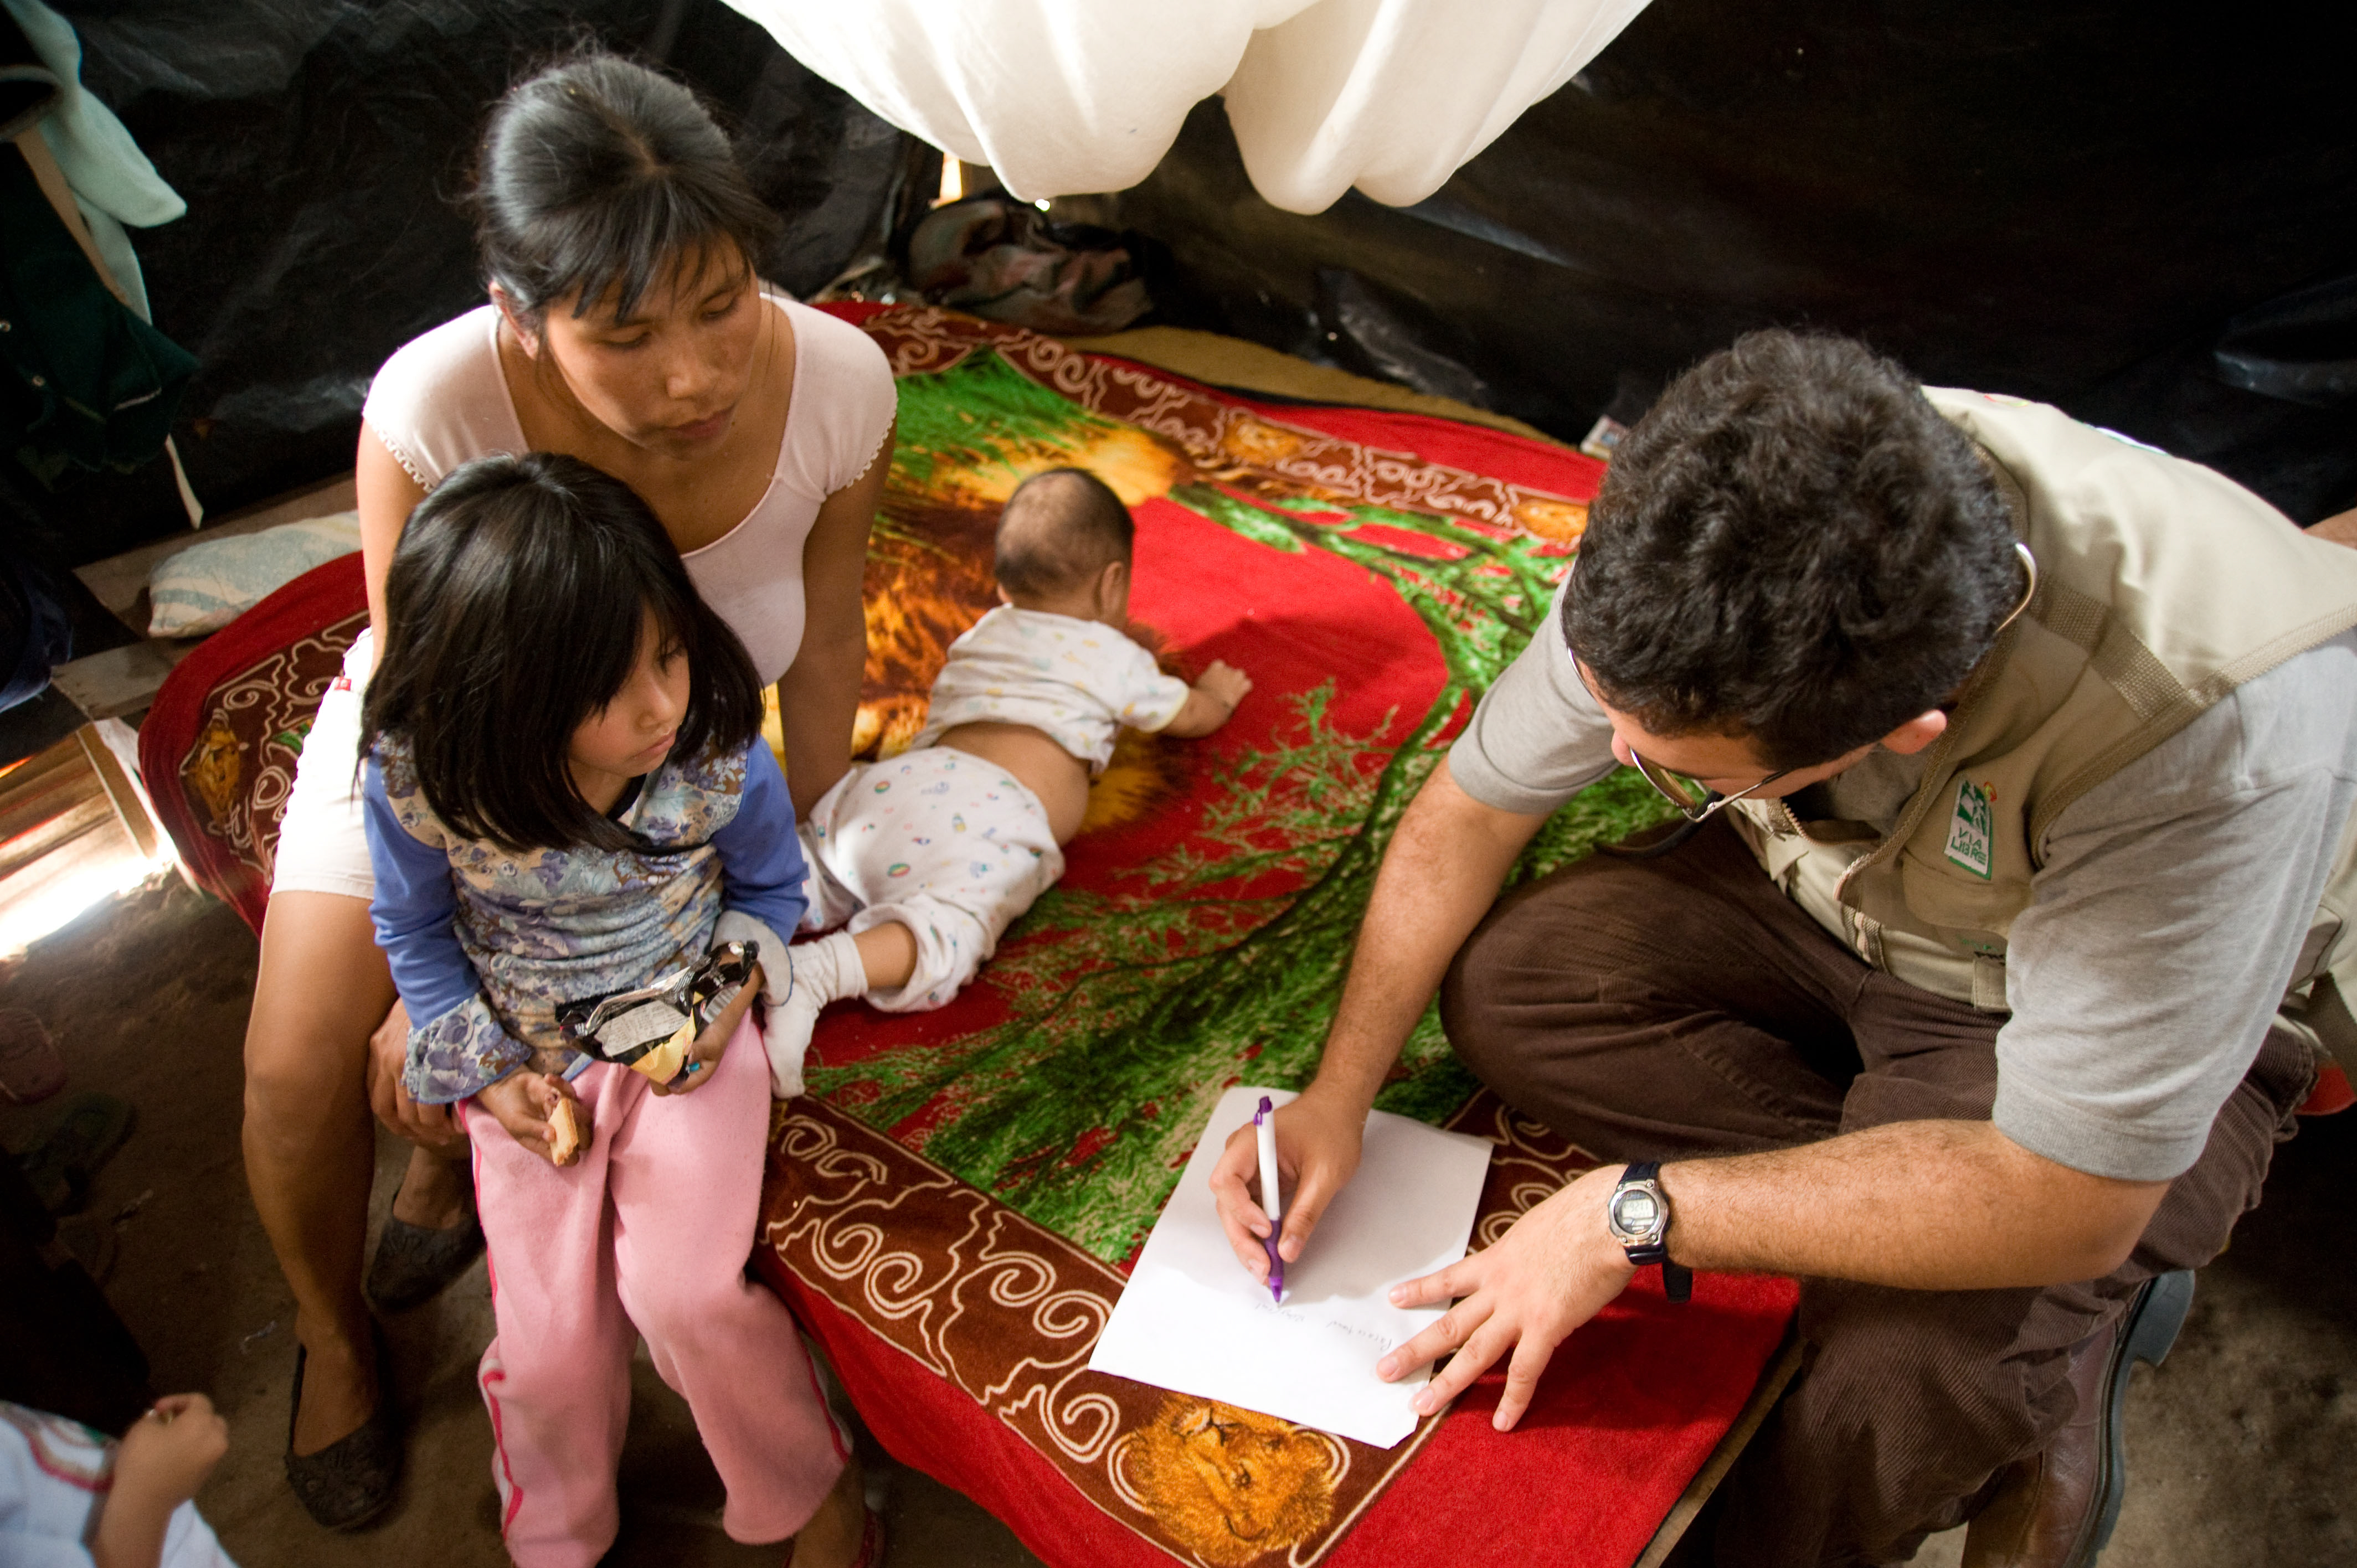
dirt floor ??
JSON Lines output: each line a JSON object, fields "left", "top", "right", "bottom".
{"left": 6, "top": 874, "right": 2351, "bottom": 1567}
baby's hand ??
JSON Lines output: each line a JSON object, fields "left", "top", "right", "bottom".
{"left": 1161, "top": 661, "right": 1255, "bottom": 739}
{"left": 1197, "top": 661, "right": 1253, "bottom": 716}
{"left": 112, "top": 1396, "right": 229, "bottom": 1509}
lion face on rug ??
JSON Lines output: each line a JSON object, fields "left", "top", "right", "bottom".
{"left": 1124, "top": 1395, "right": 1339, "bottom": 1565}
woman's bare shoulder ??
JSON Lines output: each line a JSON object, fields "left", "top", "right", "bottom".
{"left": 771, "top": 296, "right": 892, "bottom": 380}
{"left": 361, "top": 305, "right": 517, "bottom": 492}
{"left": 369, "top": 305, "right": 502, "bottom": 402}
{"left": 768, "top": 298, "right": 896, "bottom": 492}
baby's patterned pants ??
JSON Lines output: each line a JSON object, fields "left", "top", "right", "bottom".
{"left": 796, "top": 746, "right": 1066, "bottom": 1009}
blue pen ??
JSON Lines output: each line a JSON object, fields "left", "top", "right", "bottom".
{"left": 1253, "top": 1095, "right": 1284, "bottom": 1301}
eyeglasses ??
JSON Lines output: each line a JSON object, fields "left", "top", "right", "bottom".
{"left": 1624, "top": 751, "right": 1792, "bottom": 824}
{"left": 1617, "top": 543, "right": 2039, "bottom": 824}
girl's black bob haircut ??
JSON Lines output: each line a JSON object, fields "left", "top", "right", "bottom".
{"left": 467, "top": 51, "right": 781, "bottom": 326}
{"left": 361, "top": 452, "right": 764, "bottom": 854}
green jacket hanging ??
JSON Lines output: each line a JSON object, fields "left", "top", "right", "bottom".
{"left": 0, "top": 140, "right": 196, "bottom": 488}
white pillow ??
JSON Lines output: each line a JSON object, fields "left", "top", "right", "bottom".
{"left": 146, "top": 512, "right": 362, "bottom": 637}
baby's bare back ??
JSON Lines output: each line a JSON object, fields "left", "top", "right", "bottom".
{"left": 932, "top": 721, "right": 1093, "bottom": 844}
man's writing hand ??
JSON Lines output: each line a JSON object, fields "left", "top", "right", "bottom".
{"left": 1208, "top": 1086, "right": 1364, "bottom": 1283}
{"left": 1377, "top": 1164, "right": 1635, "bottom": 1431}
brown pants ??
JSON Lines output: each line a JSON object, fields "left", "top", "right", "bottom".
{"left": 1438, "top": 818, "right": 2313, "bottom": 1568}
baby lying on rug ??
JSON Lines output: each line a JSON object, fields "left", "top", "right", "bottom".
{"left": 767, "top": 467, "right": 1252, "bottom": 1094}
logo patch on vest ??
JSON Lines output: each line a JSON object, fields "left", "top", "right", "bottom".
{"left": 1944, "top": 779, "right": 1995, "bottom": 880}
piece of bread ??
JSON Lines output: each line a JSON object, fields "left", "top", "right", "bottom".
{"left": 548, "top": 1095, "right": 583, "bottom": 1165}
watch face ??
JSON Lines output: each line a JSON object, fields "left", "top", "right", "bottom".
{"left": 1609, "top": 1183, "right": 1666, "bottom": 1245}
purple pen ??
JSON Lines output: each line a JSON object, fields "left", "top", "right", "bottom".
{"left": 1253, "top": 1095, "right": 1284, "bottom": 1301}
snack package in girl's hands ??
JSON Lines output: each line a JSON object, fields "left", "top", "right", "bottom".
{"left": 555, "top": 941, "right": 759, "bottom": 1087}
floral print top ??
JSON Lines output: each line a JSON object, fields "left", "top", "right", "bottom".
{"left": 363, "top": 736, "right": 806, "bottom": 1104}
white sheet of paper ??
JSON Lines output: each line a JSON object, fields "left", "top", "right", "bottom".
{"left": 1087, "top": 1085, "right": 1493, "bottom": 1448}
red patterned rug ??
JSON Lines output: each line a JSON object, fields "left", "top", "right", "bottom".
{"left": 761, "top": 306, "right": 1798, "bottom": 1568}
{"left": 138, "top": 550, "right": 364, "bottom": 935}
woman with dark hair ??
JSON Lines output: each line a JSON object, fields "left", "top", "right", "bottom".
{"left": 240, "top": 51, "right": 892, "bottom": 1554}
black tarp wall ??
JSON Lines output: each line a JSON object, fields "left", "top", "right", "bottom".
{"left": 1114, "top": 0, "right": 2357, "bottom": 524}
{"left": 8, "top": 0, "right": 933, "bottom": 566}
{"left": 12, "top": 0, "right": 2356, "bottom": 568}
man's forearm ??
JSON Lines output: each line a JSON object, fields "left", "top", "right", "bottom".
{"left": 1662, "top": 1119, "right": 2169, "bottom": 1290}
{"left": 1309, "top": 760, "right": 1547, "bottom": 1112}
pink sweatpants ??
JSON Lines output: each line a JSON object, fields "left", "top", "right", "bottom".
{"left": 465, "top": 1014, "right": 846, "bottom": 1567}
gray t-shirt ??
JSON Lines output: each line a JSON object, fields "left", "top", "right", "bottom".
{"left": 1449, "top": 579, "right": 2357, "bottom": 1183}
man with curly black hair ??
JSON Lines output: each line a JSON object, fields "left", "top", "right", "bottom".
{"left": 1214, "top": 330, "right": 2357, "bottom": 1567}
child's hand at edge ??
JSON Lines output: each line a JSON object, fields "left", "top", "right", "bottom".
{"left": 1161, "top": 660, "right": 1254, "bottom": 739}
{"left": 92, "top": 1395, "right": 229, "bottom": 1568}
{"left": 477, "top": 1069, "right": 591, "bottom": 1165}
{"left": 655, "top": 962, "right": 763, "bottom": 1097}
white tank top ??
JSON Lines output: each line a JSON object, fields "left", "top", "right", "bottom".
{"left": 358, "top": 295, "right": 896, "bottom": 685}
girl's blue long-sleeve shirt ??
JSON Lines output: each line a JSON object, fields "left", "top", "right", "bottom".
{"left": 363, "top": 737, "right": 806, "bottom": 1103}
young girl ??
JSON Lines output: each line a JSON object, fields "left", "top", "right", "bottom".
{"left": 358, "top": 452, "right": 876, "bottom": 1568}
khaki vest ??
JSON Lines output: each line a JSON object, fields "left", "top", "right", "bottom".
{"left": 1725, "top": 388, "right": 2357, "bottom": 1071}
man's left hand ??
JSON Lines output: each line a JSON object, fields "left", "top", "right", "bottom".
{"left": 1377, "top": 1163, "right": 1638, "bottom": 1431}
